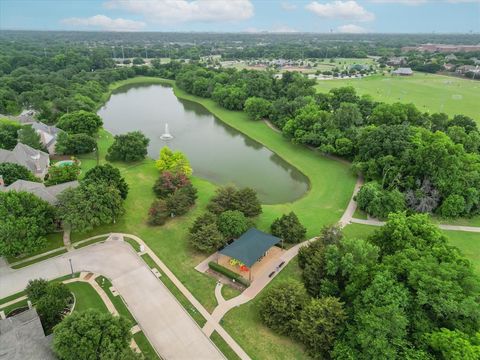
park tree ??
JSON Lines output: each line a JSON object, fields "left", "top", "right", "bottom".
{"left": 217, "top": 210, "right": 250, "bottom": 240}
{"left": 155, "top": 146, "right": 192, "bottom": 176}
{"left": 207, "top": 186, "right": 262, "bottom": 217}
{"left": 189, "top": 223, "right": 224, "bottom": 253}
{"left": 297, "top": 297, "right": 346, "bottom": 359}
{"left": 0, "top": 191, "right": 55, "bottom": 257}
{"left": 153, "top": 170, "right": 190, "bottom": 198}
{"left": 56, "top": 110, "right": 103, "bottom": 136}
{"left": 270, "top": 211, "right": 306, "bottom": 244}
{"left": 84, "top": 164, "right": 129, "bottom": 199}
{"left": 333, "top": 102, "right": 363, "bottom": 130}
{"left": 55, "top": 132, "right": 96, "bottom": 155}
{"left": 18, "top": 125, "right": 45, "bottom": 151}
{"left": 189, "top": 212, "right": 218, "bottom": 234}
{"left": 259, "top": 280, "right": 307, "bottom": 336}
{"left": 53, "top": 309, "right": 134, "bottom": 360}
{"left": 44, "top": 163, "right": 80, "bottom": 186}
{"left": 329, "top": 87, "right": 359, "bottom": 109}
{"left": 244, "top": 97, "right": 273, "bottom": 121}
{"left": 165, "top": 186, "right": 197, "bottom": 216}
{"left": 57, "top": 182, "right": 124, "bottom": 232}
{"left": 355, "top": 182, "right": 406, "bottom": 219}
{"left": 106, "top": 131, "right": 149, "bottom": 162}
{"left": 0, "top": 162, "right": 38, "bottom": 185}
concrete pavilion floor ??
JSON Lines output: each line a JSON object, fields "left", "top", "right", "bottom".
{"left": 217, "top": 246, "right": 285, "bottom": 282}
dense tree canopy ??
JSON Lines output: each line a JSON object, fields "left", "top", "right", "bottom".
{"left": 0, "top": 191, "right": 55, "bottom": 257}
{"left": 207, "top": 186, "right": 262, "bottom": 217}
{"left": 56, "top": 110, "right": 103, "bottom": 136}
{"left": 55, "top": 132, "right": 96, "bottom": 155}
{"left": 53, "top": 309, "right": 134, "bottom": 360}
{"left": 155, "top": 146, "right": 192, "bottom": 176}
{"left": 106, "top": 131, "right": 149, "bottom": 162}
{"left": 84, "top": 164, "right": 129, "bottom": 199}
{"left": 44, "top": 163, "right": 80, "bottom": 186}
{"left": 270, "top": 211, "right": 306, "bottom": 244}
{"left": 0, "top": 162, "right": 38, "bottom": 185}
{"left": 18, "top": 125, "right": 45, "bottom": 151}
{"left": 57, "top": 182, "right": 124, "bottom": 232}
{"left": 217, "top": 210, "right": 250, "bottom": 240}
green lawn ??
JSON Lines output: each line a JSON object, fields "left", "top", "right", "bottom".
{"left": 315, "top": 73, "right": 480, "bottom": 122}
{"left": 210, "top": 331, "right": 242, "bottom": 360}
{"left": 222, "top": 260, "right": 309, "bottom": 360}
{"left": 133, "top": 331, "right": 161, "bottom": 360}
{"left": 66, "top": 282, "right": 109, "bottom": 314}
{"left": 221, "top": 285, "right": 242, "bottom": 301}
{"left": 95, "top": 276, "right": 136, "bottom": 324}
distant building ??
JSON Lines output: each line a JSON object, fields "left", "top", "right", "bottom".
{"left": 445, "top": 54, "right": 457, "bottom": 61}
{"left": 456, "top": 65, "right": 479, "bottom": 74}
{"left": 444, "top": 63, "right": 455, "bottom": 71}
{"left": 31, "top": 122, "right": 63, "bottom": 154}
{"left": 387, "top": 57, "right": 406, "bottom": 66}
{"left": 402, "top": 44, "right": 480, "bottom": 53}
{"left": 0, "top": 308, "right": 55, "bottom": 360}
{"left": 0, "top": 179, "right": 79, "bottom": 204}
{"left": 391, "top": 67, "right": 413, "bottom": 76}
{"left": 0, "top": 143, "right": 49, "bottom": 179}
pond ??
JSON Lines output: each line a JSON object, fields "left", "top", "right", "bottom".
{"left": 98, "top": 83, "right": 308, "bottom": 204}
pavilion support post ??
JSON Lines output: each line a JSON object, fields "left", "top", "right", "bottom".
{"left": 249, "top": 269, "right": 252, "bottom": 283}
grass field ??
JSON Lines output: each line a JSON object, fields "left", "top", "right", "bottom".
{"left": 66, "top": 282, "right": 109, "bottom": 314}
{"left": 315, "top": 73, "right": 480, "bottom": 122}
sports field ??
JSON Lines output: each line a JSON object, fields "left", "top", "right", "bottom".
{"left": 315, "top": 73, "right": 480, "bottom": 122}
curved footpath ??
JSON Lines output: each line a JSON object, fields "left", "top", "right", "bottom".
{"left": 0, "top": 236, "right": 226, "bottom": 360}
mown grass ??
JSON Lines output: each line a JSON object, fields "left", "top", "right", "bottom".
{"left": 133, "top": 331, "right": 161, "bottom": 360}
{"left": 95, "top": 275, "right": 136, "bottom": 324}
{"left": 66, "top": 281, "right": 109, "bottom": 314}
{"left": 210, "top": 331, "right": 242, "bottom": 360}
{"left": 221, "top": 285, "right": 242, "bottom": 301}
{"left": 315, "top": 73, "right": 480, "bottom": 122}
{"left": 0, "top": 299, "right": 29, "bottom": 316}
{"left": 7, "top": 232, "right": 64, "bottom": 263}
{"left": 11, "top": 248, "right": 68, "bottom": 269}
{"left": 73, "top": 236, "right": 109, "bottom": 249}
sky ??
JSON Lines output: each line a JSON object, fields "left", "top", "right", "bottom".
{"left": 0, "top": 0, "right": 479, "bottom": 34}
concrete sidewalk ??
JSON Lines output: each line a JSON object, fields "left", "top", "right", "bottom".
{"left": 0, "top": 239, "right": 224, "bottom": 360}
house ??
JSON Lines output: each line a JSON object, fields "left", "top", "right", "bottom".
{"left": 0, "top": 143, "right": 49, "bottom": 179}
{"left": 0, "top": 179, "right": 79, "bottom": 204}
{"left": 31, "top": 122, "right": 63, "bottom": 154}
{"left": 391, "top": 67, "right": 413, "bottom": 76}
{"left": 0, "top": 308, "right": 55, "bottom": 360}
{"left": 444, "top": 63, "right": 455, "bottom": 71}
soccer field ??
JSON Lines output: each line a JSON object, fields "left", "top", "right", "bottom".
{"left": 315, "top": 73, "right": 480, "bottom": 123}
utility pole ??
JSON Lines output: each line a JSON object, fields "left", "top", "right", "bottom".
{"left": 69, "top": 258, "right": 74, "bottom": 277}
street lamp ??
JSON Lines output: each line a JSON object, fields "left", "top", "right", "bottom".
{"left": 68, "top": 258, "right": 74, "bottom": 278}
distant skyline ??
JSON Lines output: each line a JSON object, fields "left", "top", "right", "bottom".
{"left": 1, "top": 0, "right": 479, "bottom": 34}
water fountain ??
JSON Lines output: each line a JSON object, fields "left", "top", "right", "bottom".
{"left": 160, "top": 123, "right": 174, "bottom": 140}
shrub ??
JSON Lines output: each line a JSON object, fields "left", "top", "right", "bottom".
{"left": 148, "top": 199, "right": 169, "bottom": 226}
{"left": 165, "top": 185, "right": 197, "bottom": 216}
{"left": 438, "top": 194, "right": 466, "bottom": 218}
{"left": 208, "top": 261, "right": 250, "bottom": 286}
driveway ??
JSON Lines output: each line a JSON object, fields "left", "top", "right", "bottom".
{"left": 0, "top": 239, "right": 224, "bottom": 360}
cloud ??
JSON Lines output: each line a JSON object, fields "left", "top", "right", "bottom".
{"left": 104, "top": 0, "right": 254, "bottom": 24}
{"left": 306, "top": 1, "right": 375, "bottom": 22}
{"left": 61, "top": 15, "right": 145, "bottom": 31}
{"left": 337, "top": 24, "right": 369, "bottom": 33}
{"left": 281, "top": 2, "right": 297, "bottom": 11}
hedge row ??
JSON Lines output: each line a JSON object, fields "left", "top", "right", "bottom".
{"left": 208, "top": 261, "right": 250, "bottom": 287}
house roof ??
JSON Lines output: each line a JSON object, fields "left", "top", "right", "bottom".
{"left": 1, "top": 179, "right": 79, "bottom": 204}
{"left": 0, "top": 143, "right": 49, "bottom": 175}
{"left": 219, "top": 228, "right": 280, "bottom": 268}
{"left": 0, "top": 308, "right": 55, "bottom": 360}
{"left": 31, "top": 122, "right": 62, "bottom": 148}
{"left": 392, "top": 67, "right": 413, "bottom": 75}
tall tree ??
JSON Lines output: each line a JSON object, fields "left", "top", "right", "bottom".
{"left": 84, "top": 164, "right": 129, "bottom": 199}
{"left": 106, "top": 131, "right": 149, "bottom": 162}
{"left": 56, "top": 110, "right": 103, "bottom": 136}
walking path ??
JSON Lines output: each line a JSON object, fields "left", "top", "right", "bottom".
{"left": 0, "top": 236, "right": 225, "bottom": 360}
{"left": 351, "top": 217, "right": 480, "bottom": 233}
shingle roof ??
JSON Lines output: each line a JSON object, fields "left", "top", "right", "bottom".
{"left": 219, "top": 228, "right": 280, "bottom": 268}
{"left": 1, "top": 179, "right": 79, "bottom": 204}
{"left": 0, "top": 308, "right": 55, "bottom": 360}
{"left": 0, "top": 143, "right": 49, "bottom": 175}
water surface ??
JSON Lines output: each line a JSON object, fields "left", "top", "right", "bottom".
{"left": 98, "top": 84, "right": 308, "bottom": 204}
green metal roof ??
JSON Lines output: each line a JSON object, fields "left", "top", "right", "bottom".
{"left": 219, "top": 228, "right": 280, "bottom": 268}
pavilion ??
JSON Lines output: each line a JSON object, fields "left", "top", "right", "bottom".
{"left": 218, "top": 228, "right": 282, "bottom": 282}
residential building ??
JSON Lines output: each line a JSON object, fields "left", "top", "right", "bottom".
{"left": 0, "top": 179, "right": 79, "bottom": 204}
{"left": 0, "top": 143, "right": 49, "bottom": 179}
{"left": 0, "top": 308, "right": 55, "bottom": 360}
{"left": 391, "top": 67, "right": 413, "bottom": 76}
{"left": 31, "top": 122, "right": 63, "bottom": 154}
